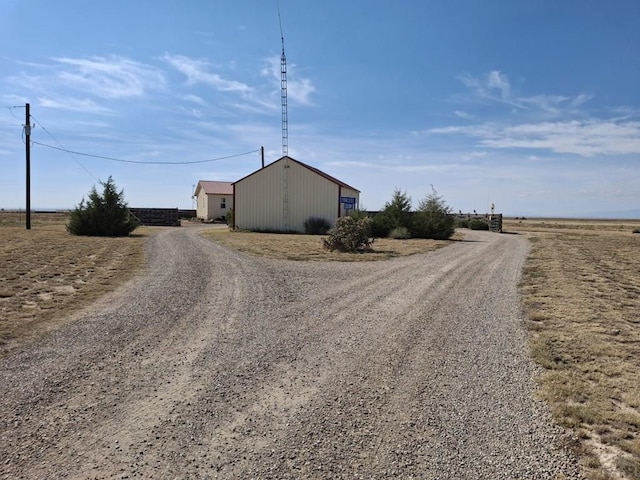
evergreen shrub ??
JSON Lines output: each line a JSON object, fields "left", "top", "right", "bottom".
{"left": 67, "top": 176, "right": 138, "bottom": 237}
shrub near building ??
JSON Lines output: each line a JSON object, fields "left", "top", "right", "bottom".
{"left": 410, "top": 189, "right": 455, "bottom": 240}
{"left": 323, "top": 216, "right": 373, "bottom": 252}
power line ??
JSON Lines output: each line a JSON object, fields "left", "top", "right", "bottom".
{"left": 4, "top": 106, "right": 23, "bottom": 121}
{"left": 29, "top": 115, "right": 98, "bottom": 181}
{"left": 31, "top": 140, "right": 260, "bottom": 165}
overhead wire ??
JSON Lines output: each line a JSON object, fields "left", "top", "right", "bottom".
{"left": 24, "top": 112, "right": 259, "bottom": 166}
{"left": 30, "top": 140, "right": 261, "bottom": 165}
{"left": 30, "top": 115, "right": 98, "bottom": 181}
{"left": 5, "top": 105, "right": 23, "bottom": 121}
{"left": 7, "top": 106, "right": 261, "bottom": 171}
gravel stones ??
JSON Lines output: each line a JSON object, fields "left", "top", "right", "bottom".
{"left": 0, "top": 227, "right": 583, "bottom": 479}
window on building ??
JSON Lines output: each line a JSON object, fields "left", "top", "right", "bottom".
{"left": 220, "top": 198, "right": 226, "bottom": 209}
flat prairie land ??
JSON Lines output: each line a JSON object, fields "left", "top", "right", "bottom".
{"left": 505, "top": 218, "right": 640, "bottom": 480}
{"left": 3, "top": 211, "right": 639, "bottom": 479}
{"left": 0, "top": 212, "right": 147, "bottom": 356}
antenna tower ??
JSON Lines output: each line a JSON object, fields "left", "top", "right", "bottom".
{"left": 277, "top": 1, "right": 290, "bottom": 229}
{"left": 278, "top": 1, "right": 288, "bottom": 156}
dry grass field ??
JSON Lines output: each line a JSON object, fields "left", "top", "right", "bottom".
{"left": 199, "top": 227, "right": 458, "bottom": 261}
{"left": 3, "top": 211, "right": 639, "bottom": 479}
{"left": 0, "top": 211, "right": 147, "bottom": 356}
{"left": 506, "top": 218, "right": 640, "bottom": 480}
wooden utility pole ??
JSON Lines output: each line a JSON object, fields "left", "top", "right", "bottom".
{"left": 25, "top": 103, "right": 31, "bottom": 230}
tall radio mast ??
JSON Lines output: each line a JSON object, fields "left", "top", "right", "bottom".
{"left": 278, "top": 1, "right": 288, "bottom": 156}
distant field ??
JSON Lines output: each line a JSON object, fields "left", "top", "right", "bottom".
{"left": 505, "top": 218, "right": 640, "bottom": 480}
{"left": 2, "top": 212, "right": 639, "bottom": 479}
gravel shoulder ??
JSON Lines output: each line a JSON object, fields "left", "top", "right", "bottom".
{"left": 0, "top": 227, "right": 582, "bottom": 479}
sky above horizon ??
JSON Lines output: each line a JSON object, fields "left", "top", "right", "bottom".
{"left": 1, "top": 0, "right": 639, "bottom": 217}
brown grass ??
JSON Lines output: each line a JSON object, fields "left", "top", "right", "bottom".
{"left": 200, "top": 228, "right": 460, "bottom": 261}
{"left": 0, "top": 211, "right": 148, "bottom": 356}
{"left": 506, "top": 218, "right": 640, "bottom": 480}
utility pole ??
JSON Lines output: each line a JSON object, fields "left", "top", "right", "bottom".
{"left": 25, "top": 103, "right": 31, "bottom": 230}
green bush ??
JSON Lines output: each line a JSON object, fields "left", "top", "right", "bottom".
{"left": 455, "top": 217, "right": 469, "bottom": 228}
{"left": 67, "top": 176, "right": 138, "bottom": 237}
{"left": 323, "top": 216, "right": 373, "bottom": 252}
{"left": 381, "top": 189, "right": 412, "bottom": 230}
{"left": 468, "top": 218, "right": 490, "bottom": 230}
{"left": 371, "top": 212, "right": 394, "bottom": 238}
{"left": 410, "top": 189, "right": 455, "bottom": 240}
{"left": 225, "top": 208, "right": 234, "bottom": 226}
{"left": 389, "top": 226, "right": 411, "bottom": 239}
{"left": 347, "top": 208, "right": 369, "bottom": 221}
{"left": 304, "top": 216, "right": 331, "bottom": 235}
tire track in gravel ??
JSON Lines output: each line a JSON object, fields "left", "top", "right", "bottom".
{"left": 0, "top": 227, "right": 582, "bottom": 479}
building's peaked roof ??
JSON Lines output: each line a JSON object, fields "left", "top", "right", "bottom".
{"left": 233, "top": 156, "right": 360, "bottom": 192}
{"left": 195, "top": 180, "right": 233, "bottom": 196}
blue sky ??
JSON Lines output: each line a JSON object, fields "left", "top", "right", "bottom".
{"left": 1, "top": 0, "right": 639, "bottom": 217}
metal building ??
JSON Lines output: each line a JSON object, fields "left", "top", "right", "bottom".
{"left": 233, "top": 156, "right": 360, "bottom": 232}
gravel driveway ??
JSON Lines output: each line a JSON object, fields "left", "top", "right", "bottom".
{"left": 0, "top": 227, "right": 582, "bottom": 479}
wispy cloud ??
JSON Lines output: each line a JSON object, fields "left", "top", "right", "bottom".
{"left": 54, "top": 55, "right": 166, "bottom": 98}
{"left": 261, "top": 55, "right": 316, "bottom": 106}
{"left": 487, "top": 70, "right": 511, "bottom": 100}
{"left": 429, "top": 70, "right": 638, "bottom": 157}
{"left": 457, "top": 70, "right": 591, "bottom": 115}
{"left": 324, "top": 160, "right": 475, "bottom": 174}
{"left": 429, "top": 119, "right": 640, "bottom": 156}
{"left": 180, "top": 94, "right": 207, "bottom": 106}
{"left": 454, "top": 110, "right": 474, "bottom": 120}
{"left": 163, "top": 53, "right": 279, "bottom": 114}
{"left": 6, "top": 55, "right": 166, "bottom": 109}
{"left": 38, "top": 96, "right": 114, "bottom": 115}
{"left": 163, "top": 54, "right": 251, "bottom": 93}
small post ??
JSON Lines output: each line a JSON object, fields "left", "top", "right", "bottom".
{"left": 261, "top": 146, "right": 264, "bottom": 168}
{"left": 25, "top": 103, "right": 31, "bottom": 230}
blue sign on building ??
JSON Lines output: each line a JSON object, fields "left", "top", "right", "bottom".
{"left": 340, "top": 196, "right": 356, "bottom": 205}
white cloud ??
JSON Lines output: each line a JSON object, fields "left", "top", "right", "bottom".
{"left": 38, "top": 96, "right": 114, "bottom": 115}
{"left": 54, "top": 55, "right": 166, "bottom": 98}
{"left": 261, "top": 55, "right": 316, "bottom": 106}
{"left": 430, "top": 70, "right": 632, "bottom": 157}
{"left": 518, "top": 94, "right": 570, "bottom": 113}
{"left": 571, "top": 93, "right": 593, "bottom": 107}
{"left": 487, "top": 70, "right": 511, "bottom": 100}
{"left": 460, "top": 151, "right": 487, "bottom": 161}
{"left": 0, "top": 94, "right": 28, "bottom": 105}
{"left": 163, "top": 54, "right": 251, "bottom": 93}
{"left": 180, "top": 94, "right": 207, "bottom": 106}
{"left": 163, "top": 53, "right": 281, "bottom": 114}
{"left": 454, "top": 110, "right": 474, "bottom": 120}
{"left": 429, "top": 119, "right": 640, "bottom": 156}
{"left": 456, "top": 70, "right": 591, "bottom": 115}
